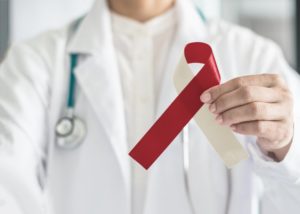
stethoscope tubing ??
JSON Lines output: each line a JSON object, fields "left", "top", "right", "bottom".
{"left": 55, "top": 54, "right": 86, "bottom": 149}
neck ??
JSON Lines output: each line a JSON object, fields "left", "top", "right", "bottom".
{"left": 108, "top": 0, "right": 175, "bottom": 22}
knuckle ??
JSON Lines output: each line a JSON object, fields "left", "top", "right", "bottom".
{"left": 213, "top": 88, "right": 222, "bottom": 99}
{"left": 284, "top": 91, "right": 294, "bottom": 104}
{"left": 215, "top": 97, "right": 226, "bottom": 111}
{"left": 270, "top": 74, "right": 285, "bottom": 86}
{"left": 209, "top": 87, "right": 220, "bottom": 101}
{"left": 281, "top": 91, "right": 294, "bottom": 117}
{"left": 241, "top": 86, "right": 253, "bottom": 102}
{"left": 249, "top": 103, "right": 260, "bottom": 115}
{"left": 256, "top": 121, "right": 267, "bottom": 135}
{"left": 234, "top": 77, "right": 246, "bottom": 87}
{"left": 250, "top": 103, "right": 266, "bottom": 117}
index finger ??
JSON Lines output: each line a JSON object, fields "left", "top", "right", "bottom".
{"left": 200, "top": 74, "right": 282, "bottom": 104}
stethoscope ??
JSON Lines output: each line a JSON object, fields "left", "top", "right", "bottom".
{"left": 55, "top": 54, "right": 87, "bottom": 149}
{"left": 55, "top": 7, "right": 207, "bottom": 214}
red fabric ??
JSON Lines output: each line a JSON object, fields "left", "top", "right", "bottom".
{"left": 129, "top": 42, "right": 221, "bottom": 169}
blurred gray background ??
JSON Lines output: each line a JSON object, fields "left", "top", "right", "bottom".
{"left": 0, "top": 0, "right": 298, "bottom": 72}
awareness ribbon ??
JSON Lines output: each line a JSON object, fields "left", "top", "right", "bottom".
{"left": 129, "top": 42, "right": 248, "bottom": 169}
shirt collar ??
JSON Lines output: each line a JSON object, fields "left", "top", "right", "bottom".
{"left": 111, "top": 6, "right": 177, "bottom": 37}
{"left": 66, "top": 0, "right": 207, "bottom": 55}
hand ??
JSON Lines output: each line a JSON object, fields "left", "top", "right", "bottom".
{"left": 200, "top": 74, "right": 294, "bottom": 161}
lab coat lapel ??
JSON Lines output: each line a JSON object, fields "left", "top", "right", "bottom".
{"left": 67, "top": 0, "right": 130, "bottom": 200}
{"left": 74, "top": 54, "right": 130, "bottom": 190}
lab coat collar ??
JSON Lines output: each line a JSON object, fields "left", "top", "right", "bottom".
{"left": 66, "top": 0, "right": 112, "bottom": 55}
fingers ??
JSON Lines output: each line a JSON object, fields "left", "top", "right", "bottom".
{"left": 198, "top": 74, "right": 294, "bottom": 161}
{"left": 216, "top": 102, "right": 287, "bottom": 126}
{"left": 200, "top": 74, "right": 286, "bottom": 104}
{"left": 209, "top": 86, "right": 282, "bottom": 114}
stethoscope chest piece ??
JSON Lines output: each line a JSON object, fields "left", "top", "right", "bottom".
{"left": 55, "top": 116, "right": 86, "bottom": 149}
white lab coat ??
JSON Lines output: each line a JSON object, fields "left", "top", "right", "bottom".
{"left": 0, "top": 0, "right": 300, "bottom": 214}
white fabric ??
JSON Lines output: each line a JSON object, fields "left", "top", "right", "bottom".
{"left": 0, "top": 0, "right": 300, "bottom": 214}
{"left": 110, "top": 8, "right": 177, "bottom": 214}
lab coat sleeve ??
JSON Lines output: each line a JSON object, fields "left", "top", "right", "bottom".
{"left": 244, "top": 38, "right": 300, "bottom": 212}
{"left": 0, "top": 43, "right": 50, "bottom": 214}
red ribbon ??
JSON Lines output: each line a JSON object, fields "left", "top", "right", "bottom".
{"left": 129, "top": 42, "right": 221, "bottom": 169}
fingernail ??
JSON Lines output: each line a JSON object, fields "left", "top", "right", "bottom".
{"left": 209, "top": 104, "right": 216, "bottom": 113}
{"left": 200, "top": 92, "right": 211, "bottom": 103}
{"left": 216, "top": 115, "right": 223, "bottom": 124}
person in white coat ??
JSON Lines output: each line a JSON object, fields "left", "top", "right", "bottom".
{"left": 0, "top": 0, "right": 300, "bottom": 213}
